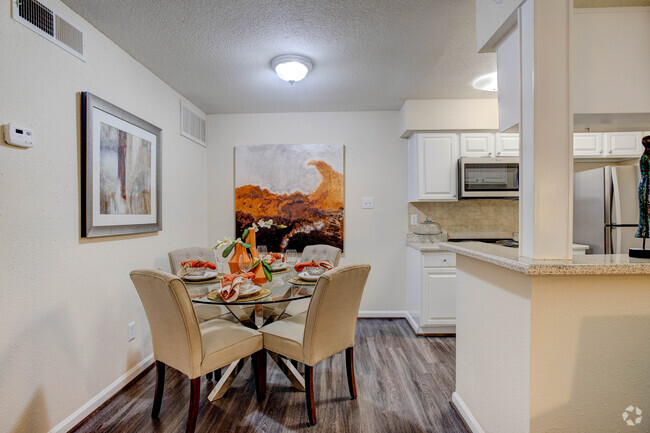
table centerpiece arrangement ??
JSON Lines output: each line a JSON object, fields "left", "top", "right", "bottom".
{"left": 214, "top": 219, "right": 286, "bottom": 284}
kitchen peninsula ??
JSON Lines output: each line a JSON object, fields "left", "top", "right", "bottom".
{"left": 443, "top": 241, "right": 650, "bottom": 433}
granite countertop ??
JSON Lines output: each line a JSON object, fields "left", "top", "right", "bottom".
{"left": 406, "top": 232, "right": 446, "bottom": 252}
{"left": 441, "top": 241, "right": 650, "bottom": 275}
{"left": 406, "top": 242, "right": 444, "bottom": 252}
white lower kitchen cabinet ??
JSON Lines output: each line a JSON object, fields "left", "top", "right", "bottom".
{"left": 406, "top": 246, "right": 456, "bottom": 335}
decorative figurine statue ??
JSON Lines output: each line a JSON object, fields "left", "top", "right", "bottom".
{"left": 629, "top": 135, "right": 650, "bottom": 258}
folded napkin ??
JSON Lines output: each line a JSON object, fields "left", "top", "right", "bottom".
{"left": 294, "top": 260, "right": 333, "bottom": 273}
{"left": 180, "top": 259, "right": 216, "bottom": 270}
{"left": 219, "top": 272, "right": 254, "bottom": 302}
{"left": 263, "top": 252, "right": 285, "bottom": 266}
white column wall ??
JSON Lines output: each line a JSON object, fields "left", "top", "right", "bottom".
{"left": 519, "top": 0, "right": 574, "bottom": 259}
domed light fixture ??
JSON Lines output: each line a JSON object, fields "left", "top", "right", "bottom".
{"left": 271, "top": 55, "right": 313, "bottom": 84}
{"left": 472, "top": 72, "right": 498, "bottom": 92}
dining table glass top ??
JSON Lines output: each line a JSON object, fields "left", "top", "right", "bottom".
{"left": 186, "top": 270, "right": 316, "bottom": 306}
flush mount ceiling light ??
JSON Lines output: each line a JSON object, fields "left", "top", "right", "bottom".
{"left": 472, "top": 72, "right": 498, "bottom": 92}
{"left": 271, "top": 55, "right": 313, "bottom": 84}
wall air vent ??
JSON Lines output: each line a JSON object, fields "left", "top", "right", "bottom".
{"left": 12, "top": 0, "right": 86, "bottom": 61}
{"left": 180, "top": 99, "right": 207, "bottom": 147}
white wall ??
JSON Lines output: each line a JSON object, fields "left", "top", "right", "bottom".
{"left": 530, "top": 274, "right": 650, "bottom": 432}
{"left": 475, "top": 0, "right": 524, "bottom": 52}
{"left": 454, "top": 256, "right": 531, "bottom": 433}
{"left": 206, "top": 112, "right": 407, "bottom": 313}
{"left": 573, "top": 7, "right": 650, "bottom": 114}
{"left": 0, "top": 2, "right": 208, "bottom": 432}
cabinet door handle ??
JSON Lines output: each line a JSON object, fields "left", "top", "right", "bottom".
{"left": 496, "top": 151, "right": 501, "bottom": 156}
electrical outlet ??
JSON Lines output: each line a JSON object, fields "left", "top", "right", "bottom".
{"left": 410, "top": 214, "right": 418, "bottom": 225}
{"left": 128, "top": 322, "right": 135, "bottom": 341}
{"left": 361, "top": 197, "right": 374, "bottom": 209}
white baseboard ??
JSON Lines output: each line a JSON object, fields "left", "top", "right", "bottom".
{"left": 48, "top": 354, "right": 154, "bottom": 433}
{"left": 404, "top": 311, "right": 420, "bottom": 333}
{"left": 451, "top": 392, "right": 485, "bottom": 433}
{"left": 404, "top": 312, "right": 456, "bottom": 335}
{"left": 357, "top": 310, "right": 408, "bottom": 319}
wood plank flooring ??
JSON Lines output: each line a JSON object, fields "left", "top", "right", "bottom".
{"left": 73, "top": 319, "right": 465, "bottom": 433}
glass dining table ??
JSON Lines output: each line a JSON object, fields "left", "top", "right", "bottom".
{"left": 185, "top": 267, "right": 315, "bottom": 401}
{"left": 187, "top": 268, "right": 314, "bottom": 329}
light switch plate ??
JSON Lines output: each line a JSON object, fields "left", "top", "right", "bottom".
{"left": 410, "top": 214, "right": 418, "bottom": 225}
{"left": 361, "top": 197, "right": 374, "bottom": 209}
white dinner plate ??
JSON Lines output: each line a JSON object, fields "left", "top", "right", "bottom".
{"left": 298, "top": 271, "right": 320, "bottom": 282}
{"left": 270, "top": 262, "right": 289, "bottom": 271}
{"left": 182, "top": 271, "right": 219, "bottom": 281}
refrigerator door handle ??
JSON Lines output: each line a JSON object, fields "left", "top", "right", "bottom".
{"left": 611, "top": 167, "right": 623, "bottom": 226}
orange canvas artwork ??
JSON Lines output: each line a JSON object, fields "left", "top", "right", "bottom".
{"left": 235, "top": 144, "right": 344, "bottom": 252}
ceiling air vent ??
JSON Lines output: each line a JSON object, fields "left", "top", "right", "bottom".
{"left": 180, "top": 99, "right": 207, "bottom": 147}
{"left": 12, "top": 0, "right": 86, "bottom": 61}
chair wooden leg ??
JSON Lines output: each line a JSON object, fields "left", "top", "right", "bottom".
{"left": 346, "top": 347, "right": 357, "bottom": 399}
{"left": 252, "top": 349, "right": 267, "bottom": 402}
{"left": 186, "top": 377, "right": 201, "bottom": 433}
{"left": 152, "top": 361, "right": 165, "bottom": 418}
{"left": 305, "top": 365, "right": 317, "bottom": 425}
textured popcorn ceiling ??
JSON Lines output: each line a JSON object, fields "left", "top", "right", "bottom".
{"left": 61, "top": 0, "right": 496, "bottom": 114}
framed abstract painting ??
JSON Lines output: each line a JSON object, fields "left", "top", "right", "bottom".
{"left": 235, "top": 144, "right": 344, "bottom": 252}
{"left": 81, "top": 92, "right": 162, "bottom": 238}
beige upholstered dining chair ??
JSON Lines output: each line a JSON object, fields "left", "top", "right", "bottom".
{"left": 168, "top": 247, "right": 219, "bottom": 271}
{"left": 168, "top": 247, "right": 231, "bottom": 323}
{"left": 130, "top": 270, "right": 266, "bottom": 433}
{"left": 285, "top": 244, "right": 343, "bottom": 317}
{"left": 300, "top": 244, "right": 342, "bottom": 266}
{"left": 260, "top": 264, "right": 371, "bottom": 425}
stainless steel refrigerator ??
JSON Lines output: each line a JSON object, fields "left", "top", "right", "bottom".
{"left": 574, "top": 165, "right": 643, "bottom": 254}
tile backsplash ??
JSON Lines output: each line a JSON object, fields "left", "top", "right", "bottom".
{"left": 408, "top": 200, "right": 519, "bottom": 237}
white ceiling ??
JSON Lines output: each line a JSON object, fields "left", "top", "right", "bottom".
{"left": 61, "top": 0, "right": 497, "bottom": 114}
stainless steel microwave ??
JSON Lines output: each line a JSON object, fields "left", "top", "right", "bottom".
{"left": 459, "top": 157, "right": 519, "bottom": 198}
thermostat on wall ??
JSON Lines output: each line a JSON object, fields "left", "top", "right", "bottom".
{"left": 4, "top": 124, "right": 34, "bottom": 148}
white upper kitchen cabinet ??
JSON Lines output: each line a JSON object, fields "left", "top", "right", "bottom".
{"left": 460, "top": 133, "right": 495, "bottom": 157}
{"left": 573, "top": 133, "right": 603, "bottom": 158}
{"left": 495, "top": 133, "right": 519, "bottom": 157}
{"left": 605, "top": 132, "right": 643, "bottom": 157}
{"left": 408, "top": 133, "right": 459, "bottom": 202}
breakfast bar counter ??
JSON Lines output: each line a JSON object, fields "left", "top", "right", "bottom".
{"left": 441, "top": 241, "right": 650, "bottom": 275}
{"left": 440, "top": 241, "right": 650, "bottom": 433}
